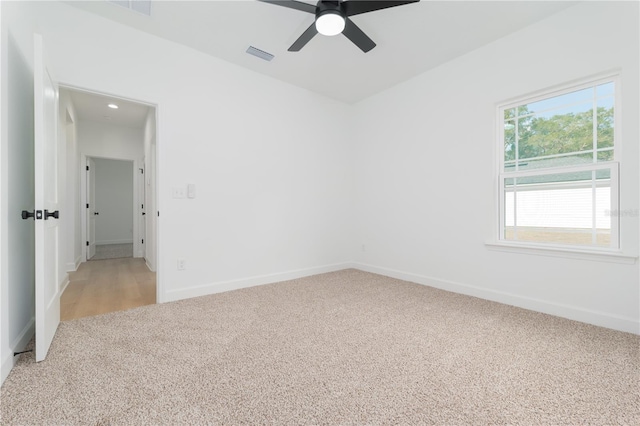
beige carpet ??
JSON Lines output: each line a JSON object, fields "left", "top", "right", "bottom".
{"left": 90, "top": 243, "right": 133, "bottom": 261}
{"left": 1, "top": 269, "right": 638, "bottom": 424}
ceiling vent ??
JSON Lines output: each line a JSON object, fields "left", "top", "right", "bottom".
{"left": 246, "top": 46, "right": 274, "bottom": 62}
{"left": 108, "top": 1, "right": 152, "bottom": 16}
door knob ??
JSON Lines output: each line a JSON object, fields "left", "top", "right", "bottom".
{"left": 44, "top": 210, "right": 59, "bottom": 220}
{"left": 142, "top": 212, "right": 146, "bottom": 216}
{"left": 21, "top": 210, "right": 35, "bottom": 220}
{"left": 94, "top": 212, "right": 99, "bottom": 216}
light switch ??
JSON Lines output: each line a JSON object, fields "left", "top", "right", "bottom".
{"left": 187, "top": 184, "right": 196, "bottom": 199}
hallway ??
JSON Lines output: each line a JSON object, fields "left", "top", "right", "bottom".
{"left": 61, "top": 258, "right": 156, "bottom": 321}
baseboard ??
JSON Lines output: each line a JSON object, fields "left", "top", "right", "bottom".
{"left": 164, "top": 262, "right": 354, "bottom": 303}
{"left": 353, "top": 262, "right": 640, "bottom": 335}
{"left": 1, "top": 318, "right": 35, "bottom": 386}
{"left": 59, "top": 274, "right": 70, "bottom": 294}
{"left": 96, "top": 240, "right": 133, "bottom": 245}
{"left": 145, "top": 259, "right": 156, "bottom": 272}
{"left": 65, "top": 255, "right": 83, "bottom": 272}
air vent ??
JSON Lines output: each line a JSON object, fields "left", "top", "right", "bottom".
{"left": 246, "top": 46, "right": 274, "bottom": 62}
{"left": 108, "top": 1, "right": 152, "bottom": 16}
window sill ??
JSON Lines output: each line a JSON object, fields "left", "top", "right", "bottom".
{"left": 485, "top": 241, "right": 638, "bottom": 264}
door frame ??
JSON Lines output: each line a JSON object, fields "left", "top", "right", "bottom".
{"left": 81, "top": 155, "right": 140, "bottom": 261}
{"left": 63, "top": 84, "right": 161, "bottom": 303}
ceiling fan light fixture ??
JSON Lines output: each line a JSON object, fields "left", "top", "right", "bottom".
{"left": 316, "top": 12, "right": 345, "bottom": 36}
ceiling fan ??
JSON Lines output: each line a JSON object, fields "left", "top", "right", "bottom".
{"left": 259, "top": 0, "right": 420, "bottom": 53}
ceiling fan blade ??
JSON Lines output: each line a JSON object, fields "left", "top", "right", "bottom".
{"left": 258, "top": 0, "right": 316, "bottom": 14}
{"left": 343, "top": 0, "right": 420, "bottom": 17}
{"left": 342, "top": 17, "right": 376, "bottom": 53}
{"left": 288, "top": 22, "right": 319, "bottom": 52}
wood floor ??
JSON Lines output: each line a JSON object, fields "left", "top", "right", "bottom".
{"left": 61, "top": 257, "right": 156, "bottom": 321}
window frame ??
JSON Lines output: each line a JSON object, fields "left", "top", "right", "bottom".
{"left": 495, "top": 72, "right": 623, "bottom": 255}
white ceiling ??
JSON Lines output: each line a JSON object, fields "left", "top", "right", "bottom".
{"left": 65, "top": 88, "right": 151, "bottom": 128}
{"left": 66, "top": 0, "right": 576, "bottom": 104}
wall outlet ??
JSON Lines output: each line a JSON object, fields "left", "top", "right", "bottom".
{"left": 177, "top": 258, "right": 186, "bottom": 270}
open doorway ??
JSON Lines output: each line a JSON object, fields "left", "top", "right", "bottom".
{"left": 86, "top": 157, "right": 136, "bottom": 261}
{"left": 59, "top": 86, "right": 159, "bottom": 320}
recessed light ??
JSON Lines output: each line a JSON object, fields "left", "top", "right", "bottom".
{"left": 108, "top": 103, "right": 119, "bottom": 109}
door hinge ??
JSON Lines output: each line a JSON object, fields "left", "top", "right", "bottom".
{"left": 86, "top": 165, "right": 89, "bottom": 171}
{"left": 140, "top": 168, "right": 144, "bottom": 174}
{"left": 141, "top": 204, "right": 144, "bottom": 209}
{"left": 142, "top": 239, "right": 144, "bottom": 244}
{"left": 86, "top": 203, "right": 89, "bottom": 208}
{"left": 86, "top": 241, "right": 89, "bottom": 246}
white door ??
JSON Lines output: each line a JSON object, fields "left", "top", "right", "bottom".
{"left": 34, "top": 34, "right": 61, "bottom": 362}
{"left": 87, "top": 158, "right": 96, "bottom": 259}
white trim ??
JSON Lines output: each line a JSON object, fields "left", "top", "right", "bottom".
{"left": 164, "top": 262, "right": 354, "bottom": 303}
{"left": 65, "top": 262, "right": 76, "bottom": 272}
{"left": 499, "top": 71, "right": 620, "bottom": 111}
{"left": 503, "top": 161, "right": 616, "bottom": 179}
{"left": 132, "top": 159, "right": 141, "bottom": 259}
{"left": 145, "top": 259, "right": 155, "bottom": 272}
{"left": 504, "top": 147, "right": 613, "bottom": 167}
{"left": 80, "top": 153, "right": 87, "bottom": 261}
{"left": 485, "top": 241, "right": 636, "bottom": 264}
{"left": 1, "top": 318, "right": 35, "bottom": 386}
{"left": 59, "top": 275, "right": 70, "bottom": 294}
{"left": 353, "top": 262, "right": 639, "bottom": 335}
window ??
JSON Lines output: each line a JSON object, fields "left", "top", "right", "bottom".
{"left": 498, "top": 76, "right": 619, "bottom": 250}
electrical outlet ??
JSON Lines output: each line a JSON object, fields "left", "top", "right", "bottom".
{"left": 177, "top": 258, "right": 186, "bottom": 270}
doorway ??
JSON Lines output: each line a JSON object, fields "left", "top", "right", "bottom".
{"left": 59, "top": 86, "right": 159, "bottom": 320}
{"left": 86, "top": 157, "right": 136, "bottom": 261}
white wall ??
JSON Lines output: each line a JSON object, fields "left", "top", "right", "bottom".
{"left": 18, "top": 1, "right": 354, "bottom": 303}
{"left": 78, "top": 120, "right": 144, "bottom": 161}
{"left": 352, "top": 1, "right": 639, "bottom": 333}
{"left": 93, "top": 158, "right": 134, "bottom": 245}
{"left": 0, "top": 2, "right": 36, "bottom": 383}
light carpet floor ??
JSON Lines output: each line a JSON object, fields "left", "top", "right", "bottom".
{"left": 1, "top": 269, "right": 638, "bottom": 425}
{"left": 90, "top": 243, "right": 133, "bottom": 261}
